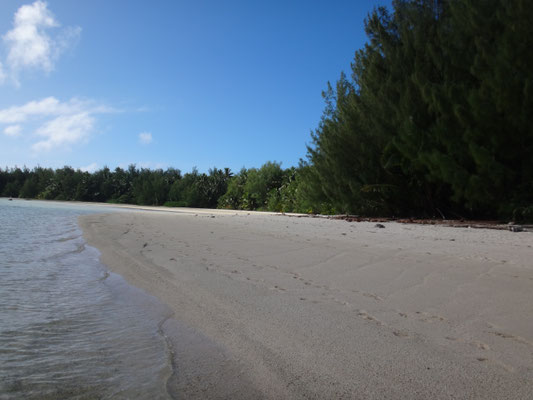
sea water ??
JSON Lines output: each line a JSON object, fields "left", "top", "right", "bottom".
{"left": 0, "top": 199, "right": 175, "bottom": 399}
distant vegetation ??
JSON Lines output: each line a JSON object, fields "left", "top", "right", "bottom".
{"left": 0, "top": 163, "right": 315, "bottom": 213}
{"left": 1, "top": 0, "right": 532, "bottom": 221}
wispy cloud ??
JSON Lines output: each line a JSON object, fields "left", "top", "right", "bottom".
{"left": 138, "top": 132, "right": 153, "bottom": 145}
{"left": 0, "top": 96, "right": 114, "bottom": 152}
{"left": 33, "top": 112, "right": 94, "bottom": 151}
{"left": 0, "top": 62, "right": 5, "bottom": 84}
{"left": 3, "top": 125, "right": 22, "bottom": 137}
{"left": 1, "top": 0, "right": 81, "bottom": 85}
{"left": 0, "top": 96, "right": 111, "bottom": 124}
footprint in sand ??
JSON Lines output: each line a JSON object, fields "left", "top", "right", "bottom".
{"left": 490, "top": 331, "right": 533, "bottom": 347}
{"left": 362, "top": 292, "right": 383, "bottom": 301}
{"left": 445, "top": 336, "right": 490, "bottom": 351}
{"left": 492, "top": 331, "right": 514, "bottom": 339}
{"left": 473, "top": 341, "right": 490, "bottom": 350}
{"left": 333, "top": 298, "right": 349, "bottom": 306}
{"left": 416, "top": 311, "right": 446, "bottom": 323}
{"left": 393, "top": 330, "right": 409, "bottom": 338}
{"left": 356, "top": 310, "right": 382, "bottom": 325}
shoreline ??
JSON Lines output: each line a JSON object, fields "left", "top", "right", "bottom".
{"left": 79, "top": 207, "right": 533, "bottom": 399}
{"left": 4, "top": 197, "right": 531, "bottom": 232}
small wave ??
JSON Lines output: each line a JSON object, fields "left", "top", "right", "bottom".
{"left": 157, "top": 313, "right": 179, "bottom": 400}
{"left": 54, "top": 235, "right": 81, "bottom": 243}
{"left": 38, "top": 243, "right": 86, "bottom": 263}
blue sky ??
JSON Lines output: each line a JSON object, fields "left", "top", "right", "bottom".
{"left": 0, "top": 0, "right": 390, "bottom": 173}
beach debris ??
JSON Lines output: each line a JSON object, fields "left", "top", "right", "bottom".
{"left": 374, "top": 223, "right": 385, "bottom": 228}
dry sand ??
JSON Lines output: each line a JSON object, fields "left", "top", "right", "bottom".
{"left": 79, "top": 207, "right": 533, "bottom": 399}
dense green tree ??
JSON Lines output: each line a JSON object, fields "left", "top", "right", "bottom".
{"left": 218, "top": 168, "right": 248, "bottom": 209}
{"left": 244, "top": 162, "right": 284, "bottom": 210}
{"left": 195, "top": 168, "right": 232, "bottom": 208}
{"left": 19, "top": 176, "right": 40, "bottom": 198}
{"left": 218, "top": 162, "right": 285, "bottom": 210}
{"left": 2, "top": 180, "right": 21, "bottom": 197}
{"left": 305, "top": 0, "right": 533, "bottom": 220}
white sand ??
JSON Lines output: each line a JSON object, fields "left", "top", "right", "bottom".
{"left": 79, "top": 207, "right": 533, "bottom": 399}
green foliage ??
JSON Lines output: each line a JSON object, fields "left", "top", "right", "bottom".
{"left": 168, "top": 168, "right": 203, "bottom": 207}
{"left": 218, "top": 162, "right": 286, "bottom": 211}
{"left": 0, "top": 163, "right": 295, "bottom": 212}
{"left": 3, "top": 181, "right": 21, "bottom": 197}
{"left": 512, "top": 205, "right": 533, "bottom": 223}
{"left": 218, "top": 168, "right": 248, "bottom": 209}
{"left": 19, "top": 176, "right": 40, "bottom": 198}
{"left": 305, "top": 0, "right": 533, "bottom": 220}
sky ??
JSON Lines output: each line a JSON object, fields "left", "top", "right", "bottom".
{"left": 0, "top": 0, "right": 391, "bottom": 173}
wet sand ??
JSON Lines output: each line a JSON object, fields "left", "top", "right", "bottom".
{"left": 79, "top": 207, "right": 533, "bottom": 399}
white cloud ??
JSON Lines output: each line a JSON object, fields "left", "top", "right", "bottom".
{"left": 0, "top": 96, "right": 113, "bottom": 152}
{"left": 138, "top": 132, "right": 153, "bottom": 145}
{"left": 0, "top": 62, "right": 5, "bottom": 84}
{"left": 0, "top": 97, "right": 79, "bottom": 123}
{"left": 0, "top": 96, "right": 111, "bottom": 124}
{"left": 80, "top": 162, "right": 99, "bottom": 173}
{"left": 32, "top": 112, "right": 94, "bottom": 151}
{"left": 4, "top": 0, "right": 58, "bottom": 73}
{"left": 2, "top": 0, "right": 81, "bottom": 85}
{"left": 3, "top": 125, "right": 22, "bottom": 137}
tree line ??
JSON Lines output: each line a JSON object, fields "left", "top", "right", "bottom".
{"left": 0, "top": 163, "right": 316, "bottom": 213}
{"left": 1, "top": 0, "right": 532, "bottom": 221}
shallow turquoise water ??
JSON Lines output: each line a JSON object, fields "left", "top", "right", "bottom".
{"left": 0, "top": 199, "right": 175, "bottom": 399}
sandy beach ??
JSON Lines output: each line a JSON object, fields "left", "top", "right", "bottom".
{"left": 79, "top": 207, "right": 533, "bottom": 399}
